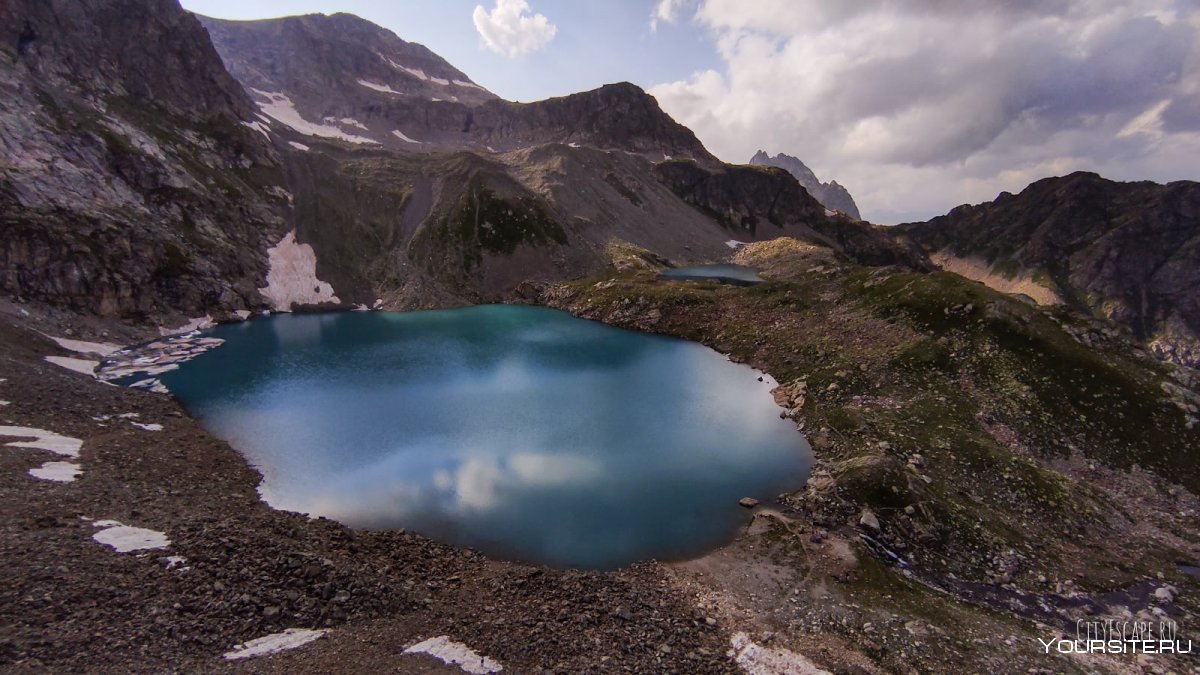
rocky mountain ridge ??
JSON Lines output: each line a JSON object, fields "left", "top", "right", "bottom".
{"left": 899, "top": 171, "right": 1200, "bottom": 367}
{"left": 201, "top": 12, "right": 496, "bottom": 107}
{"left": 194, "top": 10, "right": 925, "bottom": 311}
{"left": 749, "top": 150, "right": 861, "bottom": 220}
{"left": 201, "top": 14, "right": 714, "bottom": 162}
{"left": 0, "top": 0, "right": 289, "bottom": 323}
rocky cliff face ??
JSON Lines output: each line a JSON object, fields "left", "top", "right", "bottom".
{"left": 0, "top": 3, "right": 927, "bottom": 324}
{"left": 655, "top": 161, "right": 929, "bottom": 269}
{"left": 196, "top": 11, "right": 872, "bottom": 311}
{"left": 749, "top": 150, "right": 861, "bottom": 220}
{"left": 0, "top": 0, "right": 289, "bottom": 323}
{"left": 279, "top": 142, "right": 770, "bottom": 309}
{"left": 200, "top": 15, "right": 712, "bottom": 162}
{"left": 899, "top": 172, "right": 1200, "bottom": 366}
{"left": 200, "top": 13, "right": 496, "bottom": 109}
{"left": 275, "top": 143, "right": 927, "bottom": 311}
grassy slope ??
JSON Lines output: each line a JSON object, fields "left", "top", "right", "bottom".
{"left": 539, "top": 238, "right": 1200, "bottom": 672}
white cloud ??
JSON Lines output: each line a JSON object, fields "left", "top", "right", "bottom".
{"left": 651, "top": 0, "right": 1200, "bottom": 223}
{"left": 650, "top": 0, "right": 690, "bottom": 32}
{"left": 472, "top": 0, "right": 557, "bottom": 58}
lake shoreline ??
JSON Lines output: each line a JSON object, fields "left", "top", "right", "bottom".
{"left": 137, "top": 305, "right": 811, "bottom": 570}
{"left": 6, "top": 268, "right": 1198, "bottom": 672}
{"left": 0, "top": 306, "right": 751, "bottom": 673}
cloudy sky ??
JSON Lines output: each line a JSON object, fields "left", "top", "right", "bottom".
{"left": 183, "top": 0, "right": 1200, "bottom": 223}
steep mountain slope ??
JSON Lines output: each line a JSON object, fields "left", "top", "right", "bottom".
{"left": 278, "top": 139, "right": 905, "bottom": 309}
{"left": 899, "top": 172, "right": 1200, "bottom": 366}
{"left": 1, "top": 2, "right": 923, "bottom": 323}
{"left": 200, "top": 14, "right": 714, "bottom": 162}
{"left": 749, "top": 150, "right": 861, "bottom": 219}
{"left": 196, "top": 12, "right": 926, "bottom": 310}
{"left": 0, "top": 0, "right": 289, "bottom": 322}
{"left": 200, "top": 12, "right": 496, "bottom": 108}
{"left": 654, "top": 161, "right": 928, "bottom": 269}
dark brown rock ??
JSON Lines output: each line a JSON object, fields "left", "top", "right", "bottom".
{"left": 899, "top": 172, "right": 1200, "bottom": 366}
{"left": 0, "top": 0, "right": 289, "bottom": 322}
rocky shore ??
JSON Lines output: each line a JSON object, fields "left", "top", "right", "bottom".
{"left": 4, "top": 234, "right": 1199, "bottom": 673}
{"left": 0, "top": 305, "right": 742, "bottom": 674}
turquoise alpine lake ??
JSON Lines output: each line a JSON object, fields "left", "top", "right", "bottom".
{"left": 660, "top": 264, "right": 765, "bottom": 285}
{"left": 148, "top": 305, "right": 811, "bottom": 569}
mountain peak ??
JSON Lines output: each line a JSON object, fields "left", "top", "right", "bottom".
{"left": 900, "top": 173, "right": 1200, "bottom": 366}
{"left": 748, "top": 151, "right": 861, "bottom": 219}
{"left": 202, "top": 14, "right": 713, "bottom": 160}
{"left": 198, "top": 13, "right": 496, "bottom": 107}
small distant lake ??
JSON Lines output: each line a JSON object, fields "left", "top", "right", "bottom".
{"left": 139, "top": 306, "right": 810, "bottom": 569}
{"left": 660, "top": 264, "right": 765, "bottom": 285}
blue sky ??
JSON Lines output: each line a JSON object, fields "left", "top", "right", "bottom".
{"left": 180, "top": 0, "right": 720, "bottom": 103}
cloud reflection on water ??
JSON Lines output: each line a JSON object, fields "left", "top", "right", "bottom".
{"left": 160, "top": 306, "right": 811, "bottom": 569}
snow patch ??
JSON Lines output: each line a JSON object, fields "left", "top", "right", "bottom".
{"left": 403, "top": 636, "right": 502, "bottom": 674}
{"left": 386, "top": 59, "right": 428, "bottom": 81}
{"left": 165, "top": 555, "right": 187, "bottom": 569}
{"left": 47, "top": 336, "right": 122, "bottom": 356}
{"left": 430, "top": 76, "right": 450, "bottom": 86}
{"left": 224, "top": 628, "right": 329, "bottom": 660}
{"left": 730, "top": 632, "right": 829, "bottom": 675}
{"left": 29, "top": 461, "right": 81, "bottom": 482}
{"left": 259, "top": 230, "right": 341, "bottom": 311}
{"left": 323, "top": 116, "right": 368, "bottom": 131}
{"left": 287, "top": 141, "right": 310, "bottom": 152}
{"left": 252, "top": 90, "right": 377, "bottom": 144}
{"left": 0, "top": 401, "right": 8, "bottom": 406}
{"left": 159, "top": 316, "right": 214, "bottom": 336}
{"left": 1, "top": 426, "right": 83, "bottom": 458}
{"left": 44, "top": 356, "right": 98, "bottom": 376}
{"left": 725, "top": 240, "right": 747, "bottom": 249}
{"left": 568, "top": 142, "right": 580, "bottom": 148}
{"left": 130, "top": 422, "right": 163, "bottom": 432}
{"left": 392, "top": 129, "right": 422, "bottom": 144}
{"left": 242, "top": 120, "right": 271, "bottom": 140}
{"left": 357, "top": 79, "right": 404, "bottom": 95}
{"left": 91, "top": 521, "right": 170, "bottom": 552}
{"left": 131, "top": 379, "right": 169, "bottom": 394}
{"left": 452, "top": 79, "right": 484, "bottom": 89}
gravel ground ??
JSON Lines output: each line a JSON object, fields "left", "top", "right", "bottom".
{"left": 0, "top": 313, "right": 740, "bottom": 673}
